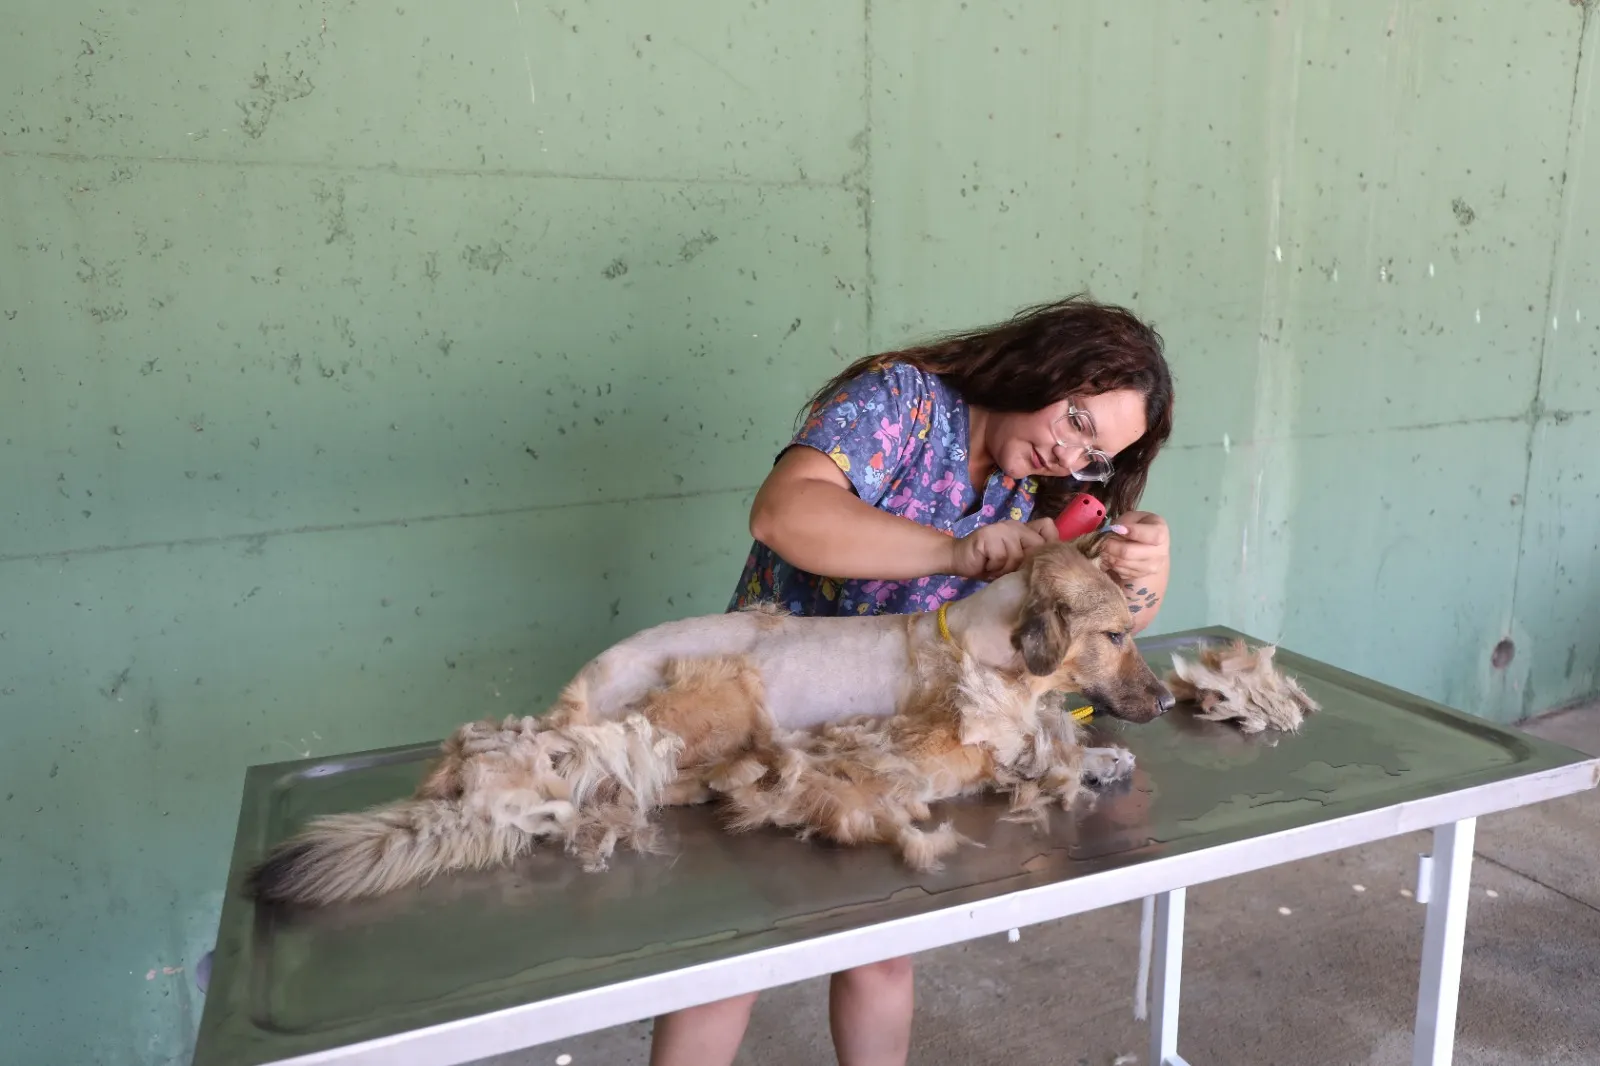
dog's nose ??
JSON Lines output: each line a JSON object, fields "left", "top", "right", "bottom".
{"left": 1155, "top": 685, "right": 1176, "bottom": 715}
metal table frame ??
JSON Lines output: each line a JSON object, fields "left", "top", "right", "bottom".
{"left": 1147, "top": 816, "right": 1480, "bottom": 1066}
{"left": 196, "top": 627, "right": 1600, "bottom": 1066}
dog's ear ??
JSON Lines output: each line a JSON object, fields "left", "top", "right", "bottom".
{"left": 1072, "top": 533, "right": 1109, "bottom": 564}
{"left": 1014, "top": 606, "right": 1066, "bottom": 676}
{"left": 1011, "top": 558, "right": 1071, "bottom": 676}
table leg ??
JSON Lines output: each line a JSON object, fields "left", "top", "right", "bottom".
{"left": 1411, "top": 818, "right": 1477, "bottom": 1066}
{"left": 1148, "top": 887, "right": 1190, "bottom": 1066}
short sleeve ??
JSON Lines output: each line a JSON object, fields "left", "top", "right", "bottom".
{"left": 790, "top": 362, "right": 932, "bottom": 507}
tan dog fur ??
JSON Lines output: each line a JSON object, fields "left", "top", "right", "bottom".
{"left": 246, "top": 540, "right": 1173, "bottom": 907}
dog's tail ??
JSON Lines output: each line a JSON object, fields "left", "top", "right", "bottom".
{"left": 244, "top": 796, "right": 526, "bottom": 906}
{"left": 246, "top": 711, "right": 687, "bottom": 907}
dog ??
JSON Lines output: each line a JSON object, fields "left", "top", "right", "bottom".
{"left": 246, "top": 539, "right": 1174, "bottom": 907}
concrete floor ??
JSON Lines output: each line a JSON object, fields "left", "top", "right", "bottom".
{"left": 481, "top": 705, "right": 1600, "bottom": 1066}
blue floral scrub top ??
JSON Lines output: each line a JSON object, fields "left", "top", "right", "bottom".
{"left": 728, "top": 361, "right": 1038, "bottom": 617}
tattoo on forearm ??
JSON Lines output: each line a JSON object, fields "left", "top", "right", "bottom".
{"left": 1123, "top": 581, "right": 1161, "bottom": 614}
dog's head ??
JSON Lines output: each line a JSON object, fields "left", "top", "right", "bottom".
{"left": 1008, "top": 540, "right": 1174, "bottom": 723}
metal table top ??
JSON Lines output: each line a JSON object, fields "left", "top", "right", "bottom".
{"left": 192, "top": 627, "right": 1599, "bottom": 1066}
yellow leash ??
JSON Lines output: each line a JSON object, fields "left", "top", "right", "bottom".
{"left": 934, "top": 603, "right": 1094, "bottom": 722}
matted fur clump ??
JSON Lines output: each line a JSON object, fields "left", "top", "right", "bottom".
{"left": 1165, "top": 639, "right": 1319, "bottom": 734}
{"left": 712, "top": 650, "right": 1092, "bottom": 873}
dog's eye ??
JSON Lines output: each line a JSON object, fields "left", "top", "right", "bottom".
{"left": 1106, "top": 631, "right": 1126, "bottom": 647}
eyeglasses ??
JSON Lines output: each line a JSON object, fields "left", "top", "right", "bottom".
{"left": 1048, "top": 401, "right": 1114, "bottom": 483}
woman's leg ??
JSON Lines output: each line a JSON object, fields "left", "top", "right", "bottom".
{"left": 828, "top": 957, "right": 915, "bottom": 1066}
{"left": 648, "top": 992, "right": 760, "bottom": 1066}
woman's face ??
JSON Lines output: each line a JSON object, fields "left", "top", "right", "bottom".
{"left": 985, "top": 388, "right": 1149, "bottom": 483}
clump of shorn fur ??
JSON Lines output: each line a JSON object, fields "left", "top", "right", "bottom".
{"left": 1165, "top": 639, "right": 1319, "bottom": 734}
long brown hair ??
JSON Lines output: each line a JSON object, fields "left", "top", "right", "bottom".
{"left": 799, "top": 294, "right": 1174, "bottom": 520}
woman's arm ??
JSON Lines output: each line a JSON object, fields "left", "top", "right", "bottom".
{"left": 1119, "top": 566, "right": 1169, "bottom": 635}
{"left": 749, "top": 446, "right": 1054, "bottom": 582}
{"left": 749, "top": 447, "right": 954, "bottom": 580}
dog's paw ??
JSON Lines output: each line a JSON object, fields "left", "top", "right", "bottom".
{"left": 706, "top": 755, "right": 767, "bottom": 792}
{"left": 1080, "top": 746, "right": 1136, "bottom": 785}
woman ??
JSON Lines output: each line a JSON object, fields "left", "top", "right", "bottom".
{"left": 649, "top": 293, "right": 1176, "bottom": 1066}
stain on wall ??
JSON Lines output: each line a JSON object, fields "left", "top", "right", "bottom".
{"left": 1, "top": 1, "right": 1598, "bottom": 1063}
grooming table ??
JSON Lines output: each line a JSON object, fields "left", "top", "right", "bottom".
{"left": 191, "top": 626, "right": 1600, "bottom": 1066}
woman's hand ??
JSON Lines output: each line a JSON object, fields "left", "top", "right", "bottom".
{"left": 1099, "top": 510, "right": 1168, "bottom": 580}
{"left": 1099, "top": 510, "right": 1170, "bottom": 633}
{"left": 950, "top": 517, "right": 1058, "bottom": 582}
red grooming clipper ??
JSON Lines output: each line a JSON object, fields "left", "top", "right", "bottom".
{"left": 1054, "top": 492, "right": 1109, "bottom": 541}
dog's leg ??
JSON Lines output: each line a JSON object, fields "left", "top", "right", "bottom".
{"left": 661, "top": 778, "right": 714, "bottom": 806}
{"left": 572, "top": 823, "right": 621, "bottom": 873}
{"left": 633, "top": 653, "right": 778, "bottom": 806}
{"left": 663, "top": 748, "right": 772, "bottom": 806}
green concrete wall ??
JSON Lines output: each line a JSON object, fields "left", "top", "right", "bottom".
{"left": 2, "top": 1, "right": 1596, "bottom": 1062}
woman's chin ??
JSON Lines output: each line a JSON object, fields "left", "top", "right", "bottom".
{"left": 1003, "top": 457, "right": 1038, "bottom": 481}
